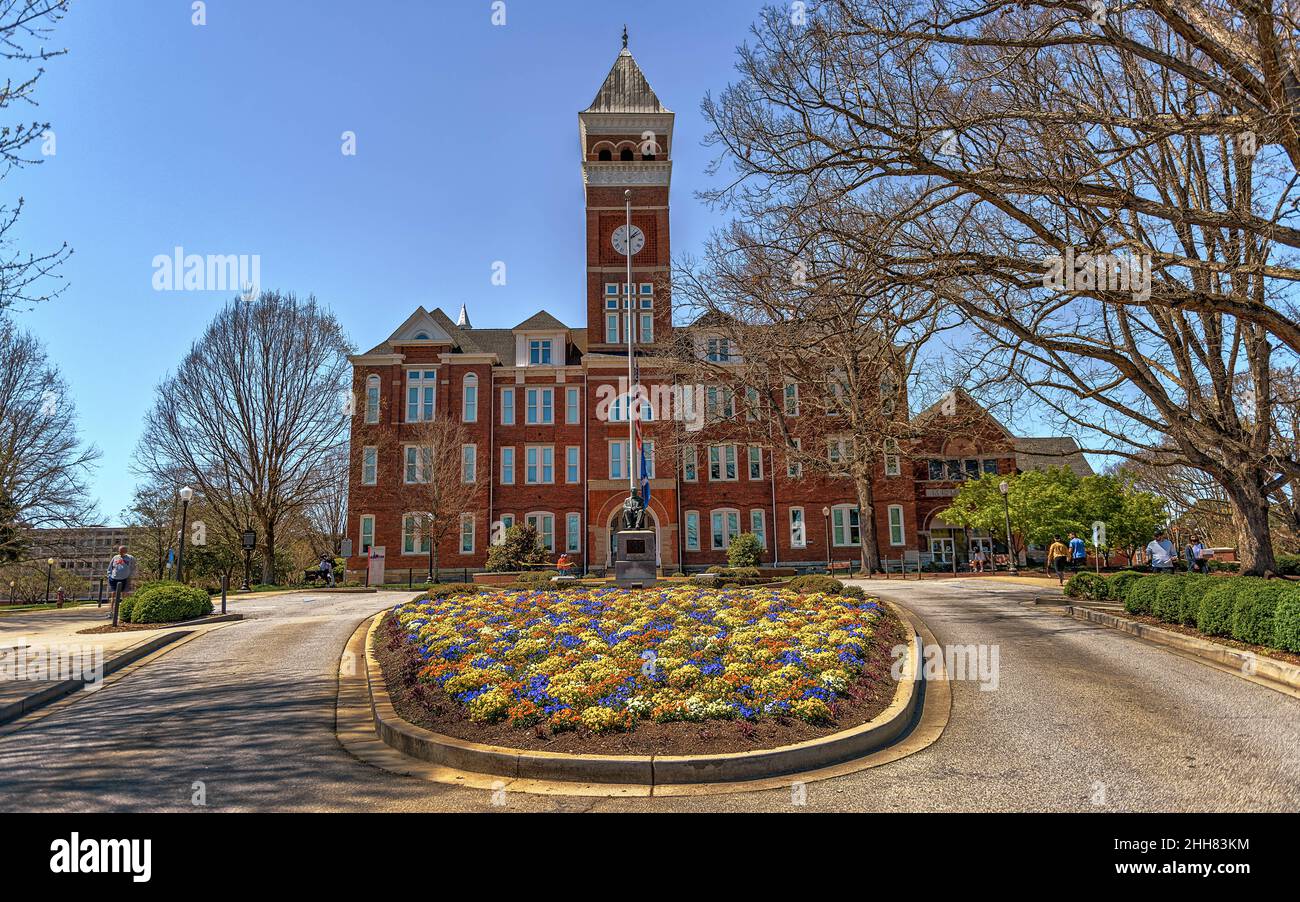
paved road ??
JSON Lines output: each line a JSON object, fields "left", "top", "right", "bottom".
{"left": 0, "top": 581, "right": 1296, "bottom": 812}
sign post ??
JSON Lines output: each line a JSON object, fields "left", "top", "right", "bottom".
{"left": 1091, "top": 521, "right": 1106, "bottom": 574}
{"left": 240, "top": 529, "right": 257, "bottom": 591}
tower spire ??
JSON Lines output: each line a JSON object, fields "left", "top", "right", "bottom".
{"left": 622, "top": 25, "right": 628, "bottom": 50}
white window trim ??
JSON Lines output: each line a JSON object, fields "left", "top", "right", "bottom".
{"left": 888, "top": 504, "right": 906, "bottom": 546}
{"left": 525, "top": 444, "right": 554, "bottom": 485}
{"left": 710, "top": 508, "right": 741, "bottom": 551}
{"left": 361, "top": 446, "right": 378, "bottom": 485}
{"left": 709, "top": 444, "right": 739, "bottom": 482}
{"left": 459, "top": 512, "right": 475, "bottom": 555}
{"left": 525, "top": 511, "right": 555, "bottom": 551}
{"left": 684, "top": 510, "right": 701, "bottom": 551}
{"left": 526, "top": 387, "right": 554, "bottom": 425}
{"left": 682, "top": 445, "right": 698, "bottom": 482}
{"left": 402, "top": 512, "right": 430, "bottom": 556}
{"left": 403, "top": 444, "right": 431, "bottom": 484}
{"left": 364, "top": 376, "right": 380, "bottom": 425}
{"left": 566, "top": 445, "right": 581, "bottom": 484}
{"left": 789, "top": 507, "right": 806, "bottom": 548}
{"left": 566, "top": 386, "right": 581, "bottom": 424}
{"left": 500, "top": 446, "right": 515, "bottom": 485}
{"left": 501, "top": 387, "right": 515, "bottom": 425}
{"left": 747, "top": 445, "right": 764, "bottom": 480}
{"left": 750, "top": 509, "right": 766, "bottom": 547}
{"left": 462, "top": 444, "right": 477, "bottom": 483}
{"left": 359, "top": 514, "right": 375, "bottom": 552}
{"left": 831, "top": 504, "right": 861, "bottom": 547}
{"left": 462, "top": 374, "right": 478, "bottom": 423}
{"left": 565, "top": 512, "right": 582, "bottom": 553}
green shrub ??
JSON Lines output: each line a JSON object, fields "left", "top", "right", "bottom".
{"left": 505, "top": 570, "right": 560, "bottom": 590}
{"left": 1196, "top": 578, "right": 1246, "bottom": 637}
{"left": 840, "top": 584, "right": 866, "bottom": 600}
{"left": 116, "top": 595, "right": 136, "bottom": 622}
{"left": 485, "top": 524, "right": 548, "bottom": 572}
{"left": 1272, "top": 589, "right": 1300, "bottom": 652}
{"left": 126, "top": 581, "right": 213, "bottom": 623}
{"left": 725, "top": 532, "right": 763, "bottom": 568}
{"left": 1124, "top": 575, "right": 1170, "bottom": 616}
{"left": 1207, "top": 559, "right": 1240, "bottom": 573}
{"left": 787, "top": 574, "right": 845, "bottom": 595}
{"left": 1106, "top": 570, "right": 1145, "bottom": 604}
{"left": 1151, "top": 577, "right": 1189, "bottom": 622}
{"left": 1064, "top": 572, "right": 1110, "bottom": 600}
{"left": 1230, "top": 581, "right": 1287, "bottom": 646}
{"left": 1177, "top": 575, "right": 1217, "bottom": 625}
{"left": 1274, "top": 554, "right": 1300, "bottom": 577}
{"left": 420, "top": 582, "right": 481, "bottom": 600}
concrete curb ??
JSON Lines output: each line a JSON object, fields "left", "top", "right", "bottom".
{"left": 0, "top": 628, "right": 194, "bottom": 725}
{"left": 1065, "top": 603, "right": 1300, "bottom": 695}
{"left": 360, "top": 600, "right": 922, "bottom": 786}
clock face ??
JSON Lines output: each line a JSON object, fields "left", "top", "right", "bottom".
{"left": 612, "top": 224, "right": 646, "bottom": 257}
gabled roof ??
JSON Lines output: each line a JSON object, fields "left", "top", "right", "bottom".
{"left": 387, "top": 306, "right": 454, "bottom": 344}
{"left": 584, "top": 47, "right": 669, "bottom": 114}
{"left": 1014, "top": 437, "right": 1095, "bottom": 478}
{"left": 512, "top": 310, "right": 569, "bottom": 332}
{"left": 912, "top": 387, "right": 1014, "bottom": 436}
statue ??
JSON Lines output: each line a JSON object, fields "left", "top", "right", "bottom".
{"left": 621, "top": 493, "right": 647, "bottom": 531}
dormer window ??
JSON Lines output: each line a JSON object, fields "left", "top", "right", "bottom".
{"left": 413, "top": 331, "right": 430, "bottom": 340}
{"left": 529, "top": 339, "right": 554, "bottom": 365}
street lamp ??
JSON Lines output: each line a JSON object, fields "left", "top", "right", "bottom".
{"left": 822, "top": 506, "right": 832, "bottom": 573}
{"left": 44, "top": 558, "right": 55, "bottom": 603}
{"left": 177, "top": 485, "right": 194, "bottom": 584}
{"left": 8, "top": 579, "right": 15, "bottom": 605}
{"left": 999, "top": 481, "right": 1018, "bottom": 575}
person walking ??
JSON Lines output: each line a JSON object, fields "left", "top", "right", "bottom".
{"left": 1047, "top": 536, "right": 1069, "bottom": 584}
{"left": 1189, "top": 536, "right": 1212, "bottom": 574}
{"left": 1145, "top": 529, "right": 1176, "bottom": 573}
{"left": 318, "top": 554, "right": 335, "bottom": 588}
{"left": 1068, "top": 532, "right": 1087, "bottom": 572}
{"left": 106, "top": 545, "right": 137, "bottom": 626}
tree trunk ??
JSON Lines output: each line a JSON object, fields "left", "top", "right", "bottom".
{"left": 1223, "top": 477, "right": 1276, "bottom": 576}
{"left": 261, "top": 521, "right": 276, "bottom": 585}
{"left": 853, "top": 474, "right": 881, "bottom": 575}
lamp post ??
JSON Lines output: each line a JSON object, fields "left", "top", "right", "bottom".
{"left": 44, "top": 558, "right": 55, "bottom": 604}
{"left": 999, "top": 481, "right": 1018, "bottom": 574}
{"left": 822, "top": 506, "right": 832, "bottom": 572}
{"left": 177, "top": 485, "right": 194, "bottom": 583}
{"left": 8, "top": 579, "right": 15, "bottom": 605}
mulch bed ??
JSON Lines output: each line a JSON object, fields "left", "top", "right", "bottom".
{"left": 1121, "top": 613, "right": 1300, "bottom": 668}
{"left": 373, "top": 602, "right": 910, "bottom": 756}
{"left": 77, "top": 622, "right": 179, "bottom": 634}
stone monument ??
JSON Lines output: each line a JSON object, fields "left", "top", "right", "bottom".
{"left": 614, "top": 494, "right": 657, "bottom": 587}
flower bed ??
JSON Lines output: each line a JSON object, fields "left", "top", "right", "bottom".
{"left": 380, "top": 585, "right": 905, "bottom": 754}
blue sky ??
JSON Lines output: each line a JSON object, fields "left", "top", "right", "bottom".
{"left": 9, "top": 0, "right": 769, "bottom": 522}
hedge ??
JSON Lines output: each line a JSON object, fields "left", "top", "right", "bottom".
{"left": 1195, "top": 579, "right": 1244, "bottom": 637}
{"left": 1064, "top": 571, "right": 1109, "bottom": 600}
{"left": 786, "top": 574, "right": 844, "bottom": 595}
{"left": 1230, "top": 581, "right": 1288, "bottom": 646}
{"left": 1151, "top": 576, "right": 1188, "bottom": 622}
{"left": 1124, "top": 574, "right": 1175, "bottom": 616}
{"left": 1105, "top": 570, "right": 1145, "bottom": 605}
{"left": 420, "top": 583, "right": 481, "bottom": 600}
{"left": 1274, "top": 590, "right": 1300, "bottom": 652}
{"left": 125, "top": 581, "right": 213, "bottom": 624}
{"left": 1177, "top": 576, "right": 1217, "bottom": 626}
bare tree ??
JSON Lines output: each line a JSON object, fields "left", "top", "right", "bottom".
{"left": 303, "top": 443, "right": 349, "bottom": 558}
{"left": 395, "top": 416, "right": 482, "bottom": 581}
{"left": 0, "top": 318, "right": 98, "bottom": 561}
{"left": 135, "top": 291, "right": 352, "bottom": 583}
{"left": 669, "top": 192, "right": 974, "bottom": 572}
{"left": 0, "top": 0, "right": 71, "bottom": 314}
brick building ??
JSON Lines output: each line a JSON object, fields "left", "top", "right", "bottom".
{"left": 343, "top": 42, "right": 1090, "bottom": 578}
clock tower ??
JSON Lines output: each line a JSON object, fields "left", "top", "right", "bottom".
{"left": 580, "top": 31, "right": 673, "bottom": 351}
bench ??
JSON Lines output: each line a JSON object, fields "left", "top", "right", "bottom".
{"left": 827, "top": 560, "right": 854, "bottom": 574}
{"left": 301, "top": 569, "right": 332, "bottom": 585}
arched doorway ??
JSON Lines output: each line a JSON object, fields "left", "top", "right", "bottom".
{"left": 606, "top": 507, "right": 662, "bottom": 567}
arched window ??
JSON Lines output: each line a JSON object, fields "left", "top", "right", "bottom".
{"left": 642, "top": 152, "right": 656, "bottom": 161}
{"left": 620, "top": 147, "right": 634, "bottom": 161}
{"left": 462, "top": 373, "right": 478, "bottom": 423}
{"left": 598, "top": 148, "right": 612, "bottom": 161}
{"left": 364, "top": 375, "right": 380, "bottom": 424}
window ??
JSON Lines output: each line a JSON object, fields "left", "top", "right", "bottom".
{"left": 526, "top": 446, "right": 554, "bottom": 484}
{"left": 828, "top": 439, "right": 848, "bottom": 466}
{"left": 832, "top": 505, "right": 861, "bottom": 547}
{"left": 462, "top": 444, "right": 476, "bottom": 483}
{"left": 566, "top": 387, "right": 580, "bottom": 424}
{"left": 685, "top": 511, "right": 700, "bottom": 551}
{"left": 790, "top": 508, "right": 806, "bottom": 548}
{"left": 526, "top": 512, "right": 555, "bottom": 550}
{"left": 711, "top": 509, "right": 741, "bottom": 550}
{"left": 610, "top": 392, "right": 652, "bottom": 423}
{"left": 501, "top": 387, "right": 515, "bottom": 425}
{"left": 566, "top": 446, "right": 580, "bottom": 483}
{"left": 784, "top": 382, "right": 799, "bottom": 416}
{"left": 786, "top": 439, "right": 803, "bottom": 478}
{"left": 526, "top": 387, "right": 554, "bottom": 424}
{"left": 682, "top": 446, "right": 698, "bottom": 482}
{"left": 360, "top": 515, "right": 375, "bottom": 552}
{"left": 705, "top": 338, "right": 731, "bottom": 362}
{"left": 364, "top": 376, "right": 380, "bottom": 424}
{"left": 462, "top": 374, "right": 478, "bottom": 422}
{"left": 709, "top": 444, "right": 738, "bottom": 481}
{"left": 501, "top": 447, "right": 515, "bottom": 485}
{"left": 639, "top": 312, "right": 653, "bottom": 343}
{"left": 460, "top": 513, "right": 475, "bottom": 554}
{"left": 983, "top": 459, "right": 999, "bottom": 475}
{"left": 885, "top": 452, "right": 901, "bottom": 477}
{"left": 529, "top": 339, "right": 553, "bottom": 365}
{"left": 406, "top": 370, "right": 437, "bottom": 422}
{"left": 748, "top": 446, "right": 763, "bottom": 480}
{"left": 405, "top": 446, "right": 432, "bottom": 483}
{"left": 610, "top": 441, "right": 654, "bottom": 480}
{"left": 706, "top": 386, "right": 735, "bottom": 422}
{"left": 402, "top": 514, "right": 430, "bottom": 555}
{"left": 888, "top": 505, "right": 906, "bottom": 546}
{"left": 928, "top": 459, "right": 945, "bottom": 481}
{"left": 605, "top": 312, "right": 619, "bottom": 344}
{"left": 750, "top": 510, "right": 766, "bottom": 547}
{"left": 598, "top": 148, "right": 612, "bottom": 161}
{"left": 620, "top": 147, "right": 634, "bottom": 161}
{"left": 566, "top": 513, "right": 581, "bottom": 553}
{"left": 361, "top": 446, "right": 377, "bottom": 485}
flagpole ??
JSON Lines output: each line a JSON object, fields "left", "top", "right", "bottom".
{"left": 625, "top": 188, "right": 636, "bottom": 497}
